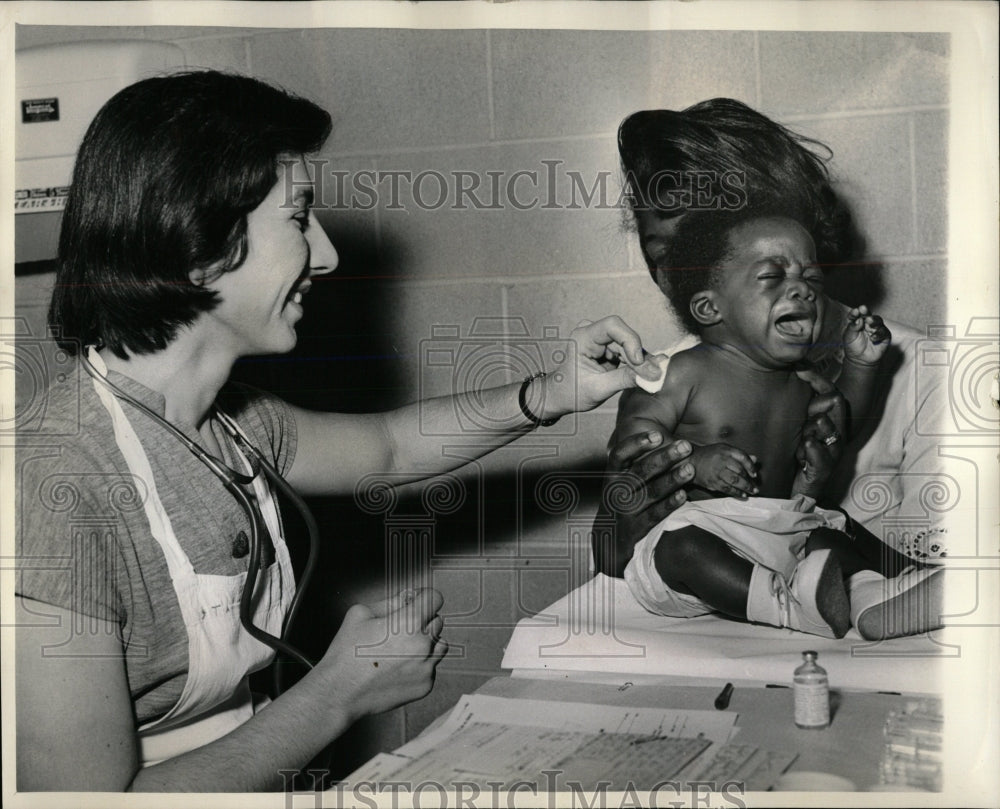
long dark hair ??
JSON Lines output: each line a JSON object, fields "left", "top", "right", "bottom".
{"left": 618, "top": 99, "right": 859, "bottom": 270}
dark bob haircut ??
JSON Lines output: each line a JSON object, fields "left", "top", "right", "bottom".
{"left": 51, "top": 70, "right": 332, "bottom": 358}
{"left": 657, "top": 204, "right": 813, "bottom": 334}
{"left": 618, "top": 98, "right": 859, "bottom": 270}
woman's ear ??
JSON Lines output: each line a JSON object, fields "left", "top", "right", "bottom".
{"left": 189, "top": 261, "right": 225, "bottom": 288}
{"left": 188, "top": 268, "right": 210, "bottom": 287}
{"left": 690, "top": 291, "right": 721, "bottom": 326}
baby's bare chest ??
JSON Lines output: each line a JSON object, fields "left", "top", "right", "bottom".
{"left": 679, "top": 375, "right": 813, "bottom": 476}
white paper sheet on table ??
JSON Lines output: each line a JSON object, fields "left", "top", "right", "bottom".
{"left": 501, "top": 574, "right": 950, "bottom": 694}
{"left": 338, "top": 693, "right": 802, "bottom": 792}
{"left": 409, "top": 693, "right": 738, "bottom": 748}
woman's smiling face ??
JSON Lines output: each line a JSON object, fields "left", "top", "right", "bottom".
{"left": 202, "top": 156, "right": 339, "bottom": 357}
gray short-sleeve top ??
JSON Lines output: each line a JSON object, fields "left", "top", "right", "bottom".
{"left": 16, "top": 363, "right": 298, "bottom": 725}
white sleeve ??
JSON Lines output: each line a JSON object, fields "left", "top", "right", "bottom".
{"left": 837, "top": 322, "right": 952, "bottom": 562}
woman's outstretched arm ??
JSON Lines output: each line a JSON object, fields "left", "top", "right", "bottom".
{"left": 286, "top": 316, "right": 659, "bottom": 496}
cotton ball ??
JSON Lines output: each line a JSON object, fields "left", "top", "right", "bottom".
{"left": 634, "top": 354, "right": 670, "bottom": 394}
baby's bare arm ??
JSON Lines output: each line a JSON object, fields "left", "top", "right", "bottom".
{"left": 593, "top": 379, "right": 690, "bottom": 576}
{"left": 614, "top": 386, "right": 682, "bottom": 450}
{"left": 616, "top": 358, "right": 759, "bottom": 500}
{"left": 838, "top": 306, "right": 892, "bottom": 431}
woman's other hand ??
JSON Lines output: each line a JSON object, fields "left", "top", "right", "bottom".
{"left": 592, "top": 432, "right": 695, "bottom": 577}
{"left": 793, "top": 389, "right": 848, "bottom": 500}
{"left": 317, "top": 588, "right": 447, "bottom": 721}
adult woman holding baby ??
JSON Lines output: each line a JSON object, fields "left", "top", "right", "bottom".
{"left": 14, "top": 70, "right": 666, "bottom": 792}
{"left": 595, "top": 99, "right": 945, "bottom": 640}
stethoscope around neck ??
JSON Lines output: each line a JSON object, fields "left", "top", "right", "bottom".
{"left": 81, "top": 348, "right": 318, "bottom": 691}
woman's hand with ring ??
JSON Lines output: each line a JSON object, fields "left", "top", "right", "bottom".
{"left": 793, "top": 390, "right": 848, "bottom": 499}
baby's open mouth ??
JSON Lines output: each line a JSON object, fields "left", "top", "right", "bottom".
{"left": 773, "top": 312, "right": 814, "bottom": 341}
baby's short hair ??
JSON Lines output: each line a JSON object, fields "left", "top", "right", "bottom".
{"left": 656, "top": 205, "right": 806, "bottom": 333}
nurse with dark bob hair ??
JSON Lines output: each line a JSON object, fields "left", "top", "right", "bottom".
{"left": 15, "top": 71, "right": 664, "bottom": 791}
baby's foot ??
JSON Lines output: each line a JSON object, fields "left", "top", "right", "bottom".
{"left": 848, "top": 567, "right": 945, "bottom": 640}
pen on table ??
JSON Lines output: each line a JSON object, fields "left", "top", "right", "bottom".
{"left": 714, "top": 682, "right": 734, "bottom": 710}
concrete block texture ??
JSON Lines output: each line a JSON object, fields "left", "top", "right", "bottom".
{"left": 394, "top": 281, "right": 507, "bottom": 401}
{"left": 491, "top": 29, "right": 758, "bottom": 140}
{"left": 175, "top": 34, "right": 249, "bottom": 74}
{"left": 759, "top": 31, "right": 948, "bottom": 116}
{"left": 373, "top": 138, "right": 631, "bottom": 282}
{"left": 504, "top": 272, "right": 686, "bottom": 357}
{"left": 912, "top": 110, "right": 949, "bottom": 255}
{"left": 797, "top": 114, "right": 916, "bottom": 260}
{"left": 877, "top": 257, "right": 949, "bottom": 329}
{"left": 250, "top": 28, "right": 492, "bottom": 153}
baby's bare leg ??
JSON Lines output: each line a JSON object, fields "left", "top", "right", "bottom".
{"left": 847, "top": 519, "right": 923, "bottom": 577}
{"left": 653, "top": 526, "right": 753, "bottom": 619}
{"left": 807, "top": 519, "right": 919, "bottom": 578}
{"left": 805, "top": 527, "right": 875, "bottom": 579}
{"left": 651, "top": 526, "right": 850, "bottom": 637}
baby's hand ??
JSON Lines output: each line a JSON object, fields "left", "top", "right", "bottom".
{"left": 690, "top": 443, "right": 759, "bottom": 499}
{"left": 843, "top": 305, "right": 891, "bottom": 366}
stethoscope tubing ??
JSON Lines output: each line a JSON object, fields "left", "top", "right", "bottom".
{"left": 81, "top": 352, "right": 318, "bottom": 688}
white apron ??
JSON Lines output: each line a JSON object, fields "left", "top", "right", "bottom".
{"left": 88, "top": 349, "right": 295, "bottom": 767}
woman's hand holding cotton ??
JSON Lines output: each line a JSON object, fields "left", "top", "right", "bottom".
{"left": 536, "top": 316, "right": 662, "bottom": 418}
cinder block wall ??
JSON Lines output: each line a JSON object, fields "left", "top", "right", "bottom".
{"left": 15, "top": 26, "right": 949, "bottom": 768}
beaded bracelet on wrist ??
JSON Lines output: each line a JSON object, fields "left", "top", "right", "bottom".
{"left": 518, "top": 372, "right": 559, "bottom": 428}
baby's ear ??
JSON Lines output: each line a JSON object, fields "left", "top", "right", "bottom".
{"left": 690, "top": 291, "right": 721, "bottom": 326}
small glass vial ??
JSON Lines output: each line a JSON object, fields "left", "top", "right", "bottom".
{"left": 794, "top": 650, "right": 830, "bottom": 729}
